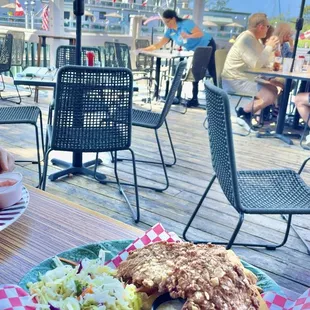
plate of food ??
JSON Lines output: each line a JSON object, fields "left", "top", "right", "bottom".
{"left": 0, "top": 176, "right": 29, "bottom": 232}
{"left": 19, "top": 240, "right": 282, "bottom": 310}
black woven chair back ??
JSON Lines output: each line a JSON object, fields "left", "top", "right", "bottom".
{"left": 56, "top": 45, "right": 101, "bottom": 68}
{"left": 135, "top": 39, "right": 153, "bottom": 70}
{"left": 0, "top": 33, "right": 13, "bottom": 72}
{"left": 103, "top": 42, "right": 118, "bottom": 67}
{"left": 135, "top": 39, "right": 149, "bottom": 49}
{"left": 214, "top": 49, "right": 228, "bottom": 89}
{"left": 191, "top": 46, "right": 213, "bottom": 82}
{"left": 52, "top": 66, "right": 133, "bottom": 152}
{"left": 158, "top": 60, "right": 187, "bottom": 127}
{"left": 114, "top": 43, "right": 132, "bottom": 69}
{"left": 7, "top": 31, "right": 25, "bottom": 67}
{"left": 204, "top": 81, "right": 241, "bottom": 208}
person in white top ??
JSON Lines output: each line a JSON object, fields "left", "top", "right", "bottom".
{"left": 222, "top": 13, "right": 279, "bottom": 128}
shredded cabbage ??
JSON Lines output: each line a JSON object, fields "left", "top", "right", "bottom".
{"left": 27, "top": 250, "right": 142, "bottom": 310}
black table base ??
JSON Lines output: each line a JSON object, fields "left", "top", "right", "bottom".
{"left": 256, "top": 130, "right": 301, "bottom": 145}
{"left": 49, "top": 157, "right": 106, "bottom": 182}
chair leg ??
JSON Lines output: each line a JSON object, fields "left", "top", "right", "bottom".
{"left": 14, "top": 118, "right": 44, "bottom": 188}
{"left": 183, "top": 175, "right": 292, "bottom": 250}
{"left": 94, "top": 150, "right": 140, "bottom": 223}
{"left": 300, "top": 114, "right": 310, "bottom": 150}
{"left": 0, "top": 74, "right": 5, "bottom": 91}
{"left": 203, "top": 115, "right": 208, "bottom": 129}
{"left": 281, "top": 214, "right": 310, "bottom": 255}
{"left": 41, "top": 148, "right": 52, "bottom": 190}
{"left": 34, "top": 123, "right": 42, "bottom": 187}
{"left": 113, "top": 124, "right": 175, "bottom": 191}
{"left": 114, "top": 150, "right": 140, "bottom": 223}
{"left": 298, "top": 156, "right": 310, "bottom": 174}
{"left": 234, "top": 97, "right": 242, "bottom": 113}
{"left": 183, "top": 175, "right": 217, "bottom": 241}
{"left": 164, "top": 120, "right": 177, "bottom": 167}
{"left": 0, "top": 74, "right": 22, "bottom": 104}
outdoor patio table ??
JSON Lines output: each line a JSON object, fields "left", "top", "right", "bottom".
{"left": 245, "top": 68, "right": 310, "bottom": 145}
{"left": 140, "top": 50, "right": 193, "bottom": 100}
{"left": 0, "top": 185, "right": 143, "bottom": 284}
{"left": 14, "top": 66, "right": 139, "bottom": 102}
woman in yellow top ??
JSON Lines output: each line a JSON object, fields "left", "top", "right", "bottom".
{"left": 143, "top": 9, "right": 216, "bottom": 107}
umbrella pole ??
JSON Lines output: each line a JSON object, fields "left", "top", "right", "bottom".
{"left": 73, "top": 0, "right": 84, "bottom": 66}
{"left": 291, "top": 0, "right": 305, "bottom": 70}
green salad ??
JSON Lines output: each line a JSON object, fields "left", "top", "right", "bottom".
{"left": 27, "top": 250, "right": 142, "bottom": 310}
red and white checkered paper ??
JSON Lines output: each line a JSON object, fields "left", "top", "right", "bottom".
{"left": 1, "top": 223, "right": 310, "bottom": 310}
{"left": 262, "top": 289, "right": 310, "bottom": 310}
{"left": 0, "top": 284, "right": 35, "bottom": 310}
{"left": 104, "top": 222, "right": 181, "bottom": 269}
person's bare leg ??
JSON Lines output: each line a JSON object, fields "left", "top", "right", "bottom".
{"left": 243, "top": 84, "right": 278, "bottom": 114}
{"left": 295, "top": 93, "right": 310, "bottom": 126}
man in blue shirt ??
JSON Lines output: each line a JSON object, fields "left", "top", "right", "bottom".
{"left": 143, "top": 9, "right": 216, "bottom": 107}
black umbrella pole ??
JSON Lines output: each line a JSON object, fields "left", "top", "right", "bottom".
{"left": 76, "top": 16, "right": 82, "bottom": 65}
{"left": 73, "top": 0, "right": 84, "bottom": 66}
{"left": 290, "top": 0, "right": 305, "bottom": 71}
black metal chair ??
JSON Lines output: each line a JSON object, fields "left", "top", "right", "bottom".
{"left": 41, "top": 66, "right": 140, "bottom": 222}
{"left": 0, "top": 33, "right": 22, "bottom": 104}
{"left": 56, "top": 45, "right": 102, "bottom": 68}
{"left": 46, "top": 45, "right": 102, "bottom": 125}
{"left": 7, "top": 30, "right": 32, "bottom": 99}
{"left": 0, "top": 106, "right": 44, "bottom": 186}
{"left": 119, "top": 60, "right": 187, "bottom": 192}
{"left": 105, "top": 42, "right": 152, "bottom": 106}
{"left": 103, "top": 42, "right": 119, "bottom": 67}
{"left": 183, "top": 81, "right": 310, "bottom": 252}
{"left": 135, "top": 39, "right": 153, "bottom": 71}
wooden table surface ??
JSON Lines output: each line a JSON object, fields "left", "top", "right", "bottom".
{"left": 140, "top": 50, "right": 194, "bottom": 60}
{"left": 246, "top": 67, "right": 310, "bottom": 81}
{"left": 0, "top": 186, "right": 143, "bottom": 284}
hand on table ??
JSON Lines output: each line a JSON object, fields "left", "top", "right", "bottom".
{"left": 0, "top": 147, "right": 15, "bottom": 174}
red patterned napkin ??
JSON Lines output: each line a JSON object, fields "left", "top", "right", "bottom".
{"left": 105, "top": 222, "right": 181, "bottom": 269}
{"left": 1, "top": 223, "right": 310, "bottom": 310}
{"left": 0, "top": 285, "right": 35, "bottom": 310}
{"left": 262, "top": 289, "right": 310, "bottom": 310}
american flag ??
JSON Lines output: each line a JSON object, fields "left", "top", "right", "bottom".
{"left": 142, "top": 0, "right": 147, "bottom": 6}
{"left": 42, "top": 5, "right": 49, "bottom": 31}
{"left": 14, "top": 0, "right": 24, "bottom": 16}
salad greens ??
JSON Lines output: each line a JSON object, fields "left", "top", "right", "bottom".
{"left": 27, "top": 250, "right": 142, "bottom": 310}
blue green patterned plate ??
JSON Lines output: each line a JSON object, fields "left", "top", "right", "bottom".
{"left": 19, "top": 240, "right": 283, "bottom": 295}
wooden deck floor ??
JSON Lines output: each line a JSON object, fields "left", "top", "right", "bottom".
{"left": 0, "top": 85, "right": 310, "bottom": 294}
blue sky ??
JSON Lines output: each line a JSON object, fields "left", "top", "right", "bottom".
{"left": 227, "top": 0, "right": 304, "bottom": 18}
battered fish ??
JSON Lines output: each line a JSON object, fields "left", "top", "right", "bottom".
{"left": 117, "top": 242, "right": 261, "bottom": 310}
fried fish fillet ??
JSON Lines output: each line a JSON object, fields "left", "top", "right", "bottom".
{"left": 117, "top": 242, "right": 262, "bottom": 310}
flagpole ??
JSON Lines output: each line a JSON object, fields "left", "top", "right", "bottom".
{"left": 24, "top": 1, "right": 29, "bottom": 29}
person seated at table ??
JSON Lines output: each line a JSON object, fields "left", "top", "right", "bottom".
{"left": 221, "top": 13, "right": 279, "bottom": 128}
{"left": 0, "top": 147, "right": 15, "bottom": 174}
{"left": 274, "top": 23, "right": 294, "bottom": 58}
{"left": 294, "top": 93, "right": 310, "bottom": 130}
{"left": 261, "top": 25, "right": 274, "bottom": 45}
{"left": 142, "top": 9, "right": 217, "bottom": 107}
